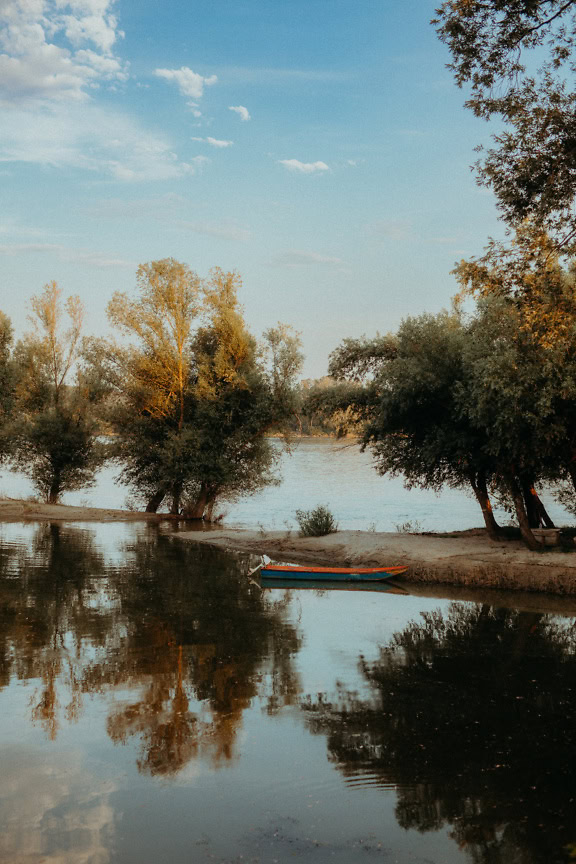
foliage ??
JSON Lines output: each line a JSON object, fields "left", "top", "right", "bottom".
{"left": 9, "top": 283, "right": 104, "bottom": 503}
{"left": 102, "top": 261, "right": 303, "bottom": 518}
{"left": 295, "top": 505, "right": 338, "bottom": 537}
{"left": 434, "top": 0, "right": 576, "bottom": 246}
{"left": 324, "top": 290, "right": 576, "bottom": 546}
{"left": 0, "top": 311, "right": 15, "bottom": 462}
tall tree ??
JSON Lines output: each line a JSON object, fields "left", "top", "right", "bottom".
{"left": 434, "top": 0, "right": 576, "bottom": 248}
{"left": 11, "top": 283, "right": 103, "bottom": 504}
{"left": 327, "top": 313, "right": 505, "bottom": 539}
{"left": 0, "top": 311, "right": 15, "bottom": 462}
{"left": 105, "top": 258, "right": 202, "bottom": 513}
{"left": 104, "top": 262, "right": 303, "bottom": 518}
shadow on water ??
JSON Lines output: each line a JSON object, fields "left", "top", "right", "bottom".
{"left": 303, "top": 602, "right": 576, "bottom": 864}
{"left": 0, "top": 522, "right": 302, "bottom": 772}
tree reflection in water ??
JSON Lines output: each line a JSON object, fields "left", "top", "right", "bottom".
{"left": 303, "top": 603, "right": 576, "bottom": 864}
{"left": 0, "top": 523, "right": 301, "bottom": 773}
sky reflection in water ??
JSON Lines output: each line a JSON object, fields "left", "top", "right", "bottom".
{"left": 0, "top": 521, "right": 574, "bottom": 864}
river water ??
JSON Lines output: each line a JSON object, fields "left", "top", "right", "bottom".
{"left": 1, "top": 443, "right": 575, "bottom": 863}
{"left": 0, "top": 437, "right": 572, "bottom": 531}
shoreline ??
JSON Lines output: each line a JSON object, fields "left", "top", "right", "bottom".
{"left": 1, "top": 498, "right": 576, "bottom": 597}
{"left": 176, "top": 526, "right": 576, "bottom": 597}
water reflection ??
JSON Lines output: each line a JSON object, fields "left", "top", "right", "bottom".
{"left": 3, "top": 525, "right": 576, "bottom": 863}
{"left": 303, "top": 603, "right": 576, "bottom": 864}
{"left": 0, "top": 523, "right": 301, "bottom": 775}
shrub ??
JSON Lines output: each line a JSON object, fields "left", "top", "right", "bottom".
{"left": 295, "top": 505, "right": 338, "bottom": 537}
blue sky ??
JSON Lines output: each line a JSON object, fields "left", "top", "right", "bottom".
{"left": 0, "top": 0, "right": 503, "bottom": 377}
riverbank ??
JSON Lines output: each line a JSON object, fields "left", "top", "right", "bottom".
{"left": 177, "top": 526, "right": 576, "bottom": 596}
{"left": 2, "top": 497, "right": 576, "bottom": 596}
{"left": 0, "top": 498, "right": 167, "bottom": 522}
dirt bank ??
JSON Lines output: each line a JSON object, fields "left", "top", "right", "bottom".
{"left": 0, "top": 498, "right": 170, "bottom": 522}
{"left": 176, "top": 526, "right": 576, "bottom": 596}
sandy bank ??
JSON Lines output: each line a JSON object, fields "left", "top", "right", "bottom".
{"left": 177, "top": 526, "right": 576, "bottom": 596}
{"left": 0, "top": 498, "right": 170, "bottom": 522}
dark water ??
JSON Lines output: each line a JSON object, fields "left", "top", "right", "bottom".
{"left": 1, "top": 521, "right": 575, "bottom": 864}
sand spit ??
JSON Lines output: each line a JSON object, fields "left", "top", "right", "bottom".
{"left": 0, "top": 498, "right": 169, "bottom": 522}
{"left": 177, "top": 527, "right": 576, "bottom": 597}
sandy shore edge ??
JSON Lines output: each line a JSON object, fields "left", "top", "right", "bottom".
{"left": 0, "top": 498, "right": 171, "bottom": 522}
{"left": 2, "top": 497, "right": 576, "bottom": 597}
{"left": 176, "top": 526, "right": 576, "bottom": 597}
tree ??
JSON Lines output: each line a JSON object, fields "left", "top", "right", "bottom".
{"left": 10, "top": 283, "right": 104, "bottom": 504}
{"left": 104, "top": 262, "right": 303, "bottom": 518}
{"left": 434, "top": 0, "right": 576, "bottom": 248}
{"left": 104, "top": 258, "right": 202, "bottom": 513}
{"left": 326, "top": 313, "right": 505, "bottom": 539}
{"left": 0, "top": 312, "right": 15, "bottom": 462}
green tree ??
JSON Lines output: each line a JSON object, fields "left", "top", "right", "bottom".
{"left": 0, "top": 311, "right": 15, "bottom": 462}
{"left": 10, "top": 283, "right": 104, "bottom": 504}
{"left": 104, "top": 258, "right": 202, "bottom": 513}
{"left": 326, "top": 299, "right": 576, "bottom": 547}
{"left": 104, "top": 262, "right": 303, "bottom": 518}
{"left": 327, "top": 313, "right": 505, "bottom": 539}
{"left": 434, "top": 0, "right": 576, "bottom": 248}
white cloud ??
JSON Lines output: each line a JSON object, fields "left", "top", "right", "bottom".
{"left": 155, "top": 66, "right": 217, "bottom": 110}
{"left": 228, "top": 105, "right": 250, "bottom": 121}
{"left": 191, "top": 136, "right": 233, "bottom": 148}
{"left": 0, "top": 102, "right": 209, "bottom": 181}
{"left": 0, "top": 0, "right": 127, "bottom": 104}
{"left": 270, "top": 250, "right": 345, "bottom": 268}
{"left": 278, "top": 159, "right": 329, "bottom": 174}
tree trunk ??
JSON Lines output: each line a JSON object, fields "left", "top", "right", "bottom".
{"left": 170, "top": 481, "right": 182, "bottom": 515}
{"left": 185, "top": 483, "right": 210, "bottom": 520}
{"left": 532, "top": 488, "right": 555, "bottom": 528}
{"left": 468, "top": 471, "right": 501, "bottom": 540}
{"left": 521, "top": 481, "right": 556, "bottom": 528}
{"left": 507, "top": 474, "right": 541, "bottom": 550}
{"left": 568, "top": 461, "right": 576, "bottom": 497}
{"left": 47, "top": 473, "right": 61, "bottom": 505}
{"left": 146, "top": 487, "right": 167, "bottom": 513}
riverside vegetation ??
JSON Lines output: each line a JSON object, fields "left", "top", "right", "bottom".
{"left": 5, "top": 3, "right": 576, "bottom": 547}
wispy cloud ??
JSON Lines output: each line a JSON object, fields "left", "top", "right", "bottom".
{"left": 278, "top": 159, "right": 329, "bottom": 174}
{"left": 270, "top": 250, "right": 345, "bottom": 268}
{"left": 175, "top": 220, "right": 251, "bottom": 242}
{"left": 155, "top": 67, "right": 217, "bottom": 116}
{"left": 368, "top": 219, "right": 415, "bottom": 241}
{"left": 191, "top": 136, "right": 233, "bottom": 148}
{"left": 229, "top": 105, "right": 250, "bottom": 122}
{"left": 0, "top": 242, "right": 134, "bottom": 269}
{"left": 0, "top": 103, "right": 209, "bottom": 181}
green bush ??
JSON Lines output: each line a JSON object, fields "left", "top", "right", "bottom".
{"left": 295, "top": 505, "right": 338, "bottom": 537}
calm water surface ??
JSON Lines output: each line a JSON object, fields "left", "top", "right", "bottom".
{"left": 1, "top": 521, "right": 575, "bottom": 863}
{"left": 0, "top": 438, "right": 571, "bottom": 531}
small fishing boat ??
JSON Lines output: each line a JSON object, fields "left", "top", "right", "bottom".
{"left": 260, "top": 564, "right": 407, "bottom": 582}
